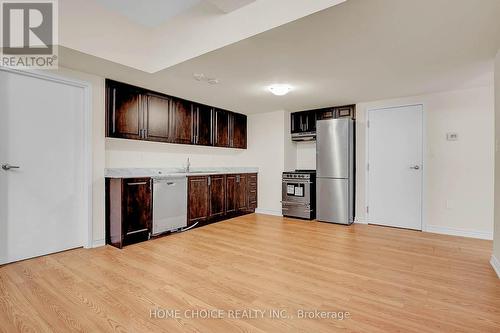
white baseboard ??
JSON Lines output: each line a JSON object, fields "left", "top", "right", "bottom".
{"left": 91, "top": 238, "right": 105, "bottom": 248}
{"left": 255, "top": 208, "right": 283, "bottom": 217}
{"left": 424, "top": 225, "right": 493, "bottom": 240}
{"left": 354, "top": 217, "right": 368, "bottom": 224}
{"left": 491, "top": 255, "right": 500, "bottom": 278}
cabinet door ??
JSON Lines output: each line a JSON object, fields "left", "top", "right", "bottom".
{"left": 335, "top": 105, "right": 355, "bottom": 119}
{"left": 317, "top": 108, "right": 335, "bottom": 120}
{"left": 122, "top": 178, "right": 152, "bottom": 242}
{"left": 236, "top": 174, "right": 248, "bottom": 211}
{"left": 107, "top": 82, "right": 143, "bottom": 139}
{"left": 291, "top": 112, "right": 302, "bottom": 134}
{"left": 230, "top": 113, "right": 247, "bottom": 149}
{"left": 145, "top": 94, "right": 170, "bottom": 142}
{"left": 214, "top": 109, "right": 229, "bottom": 147}
{"left": 170, "top": 98, "right": 194, "bottom": 144}
{"left": 209, "top": 175, "right": 225, "bottom": 218}
{"left": 226, "top": 174, "right": 237, "bottom": 214}
{"left": 306, "top": 111, "right": 316, "bottom": 132}
{"left": 188, "top": 176, "right": 209, "bottom": 226}
{"left": 247, "top": 173, "right": 257, "bottom": 211}
{"left": 193, "top": 104, "right": 213, "bottom": 146}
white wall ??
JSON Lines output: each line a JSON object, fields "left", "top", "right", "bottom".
{"left": 49, "top": 67, "right": 106, "bottom": 246}
{"left": 296, "top": 141, "right": 316, "bottom": 170}
{"left": 493, "top": 50, "right": 500, "bottom": 270}
{"left": 355, "top": 86, "right": 495, "bottom": 239}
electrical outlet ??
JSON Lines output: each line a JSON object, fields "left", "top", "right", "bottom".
{"left": 446, "top": 132, "right": 458, "bottom": 141}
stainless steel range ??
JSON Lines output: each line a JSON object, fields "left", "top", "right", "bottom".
{"left": 282, "top": 170, "right": 316, "bottom": 220}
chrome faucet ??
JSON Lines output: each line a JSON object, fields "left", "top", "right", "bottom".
{"left": 186, "top": 157, "right": 191, "bottom": 173}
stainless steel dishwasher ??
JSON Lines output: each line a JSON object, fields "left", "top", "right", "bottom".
{"left": 152, "top": 176, "right": 187, "bottom": 235}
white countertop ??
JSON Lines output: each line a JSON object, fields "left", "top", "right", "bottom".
{"left": 105, "top": 167, "right": 259, "bottom": 178}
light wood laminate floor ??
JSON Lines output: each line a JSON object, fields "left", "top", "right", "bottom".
{"left": 1, "top": 214, "right": 499, "bottom": 332}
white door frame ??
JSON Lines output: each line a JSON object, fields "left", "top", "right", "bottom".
{"left": 0, "top": 67, "right": 94, "bottom": 248}
{"left": 365, "top": 103, "right": 426, "bottom": 230}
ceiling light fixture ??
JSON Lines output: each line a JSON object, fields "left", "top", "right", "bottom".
{"left": 193, "top": 73, "right": 205, "bottom": 81}
{"left": 193, "top": 73, "right": 220, "bottom": 85}
{"left": 268, "top": 84, "right": 292, "bottom": 96}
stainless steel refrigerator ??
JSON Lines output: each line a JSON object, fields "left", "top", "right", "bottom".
{"left": 316, "top": 118, "right": 354, "bottom": 225}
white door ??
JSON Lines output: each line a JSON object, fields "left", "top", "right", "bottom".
{"left": 0, "top": 69, "right": 89, "bottom": 265}
{"left": 367, "top": 105, "right": 423, "bottom": 230}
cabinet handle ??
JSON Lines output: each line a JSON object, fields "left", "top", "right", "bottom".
{"left": 112, "top": 88, "right": 116, "bottom": 133}
{"left": 208, "top": 176, "right": 211, "bottom": 186}
{"left": 126, "top": 228, "right": 148, "bottom": 235}
{"left": 215, "top": 111, "right": 218, "bottom": 144}
{"left": 127, "top": 182, "right": 148, "bottom": 186}
{"left": 197, "top": 108, "right": 200, "bottom": 143}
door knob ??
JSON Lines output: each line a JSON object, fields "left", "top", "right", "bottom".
{"left": 2, "top": 164, "right": 20, "bottom": 171}
{"left": 410, "top": 165, "right": 420, "bottom": 170}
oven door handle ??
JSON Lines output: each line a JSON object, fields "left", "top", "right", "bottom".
{"left": 282, "top": 181, "right": 312, "bottom": 184}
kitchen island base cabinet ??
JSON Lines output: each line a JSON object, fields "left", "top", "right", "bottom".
{"left": 188, "top": 173, "right": 257, "bottom": 226}
{"left": 106, "top": 178, "right": 152, "bottom": 249}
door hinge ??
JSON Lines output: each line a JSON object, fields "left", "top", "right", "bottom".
{"left": 367, "top": 120, "right": 370, "bottom": 128}
{"left": 366, "top": 206, "right": 369, "bottom": 214}
{"left": 367, "top": 163, "right": 369, "bottom": 171}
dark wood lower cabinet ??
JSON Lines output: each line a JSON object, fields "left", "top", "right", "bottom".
{"left": 106, "top": 173, "right": 257, "bottom": 248}
{"left": 106, "top": 177, "right": 152, "bottom": 248}
{"left": 236, "top": 174, "right": 248, "bottom": 211}
{"left": 248, "top": 174, "right": 257, "bottom": 211}
{"left": 226, "top": 174, "right": 237, "bottom": 214}
{"left": 187, "top": 176, "right": 209, "bottom": 226}
{"left": 209, "top": 175, "right": 226, "bottom": 218}
{"left": 189, "top": 173, "right": 257, "bottom": 224}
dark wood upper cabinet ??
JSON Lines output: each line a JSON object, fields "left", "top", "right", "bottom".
{"left": 230, "top": 113, "right": 247, "bottom": 149}
{"left": 209, "top": 175, "right": 225, "bottom": 218}
{"left": 316, "top": 108, "right": 336, "bottom": 121}
{"left": 291, "top": 110, "right": 316, "bottom": 134}
{"left": 170, "top": 98, "right": 194, "bottom": 144}
{"left": 106, "top": 80, "right": 247, "bottom": 149}
{"left": 335, "top": 105, "right": 355, "bottom": 119}
{"left": 187, "top": 176, "right": 209, "bottom": 226}
{"left": 107, "top": 82, "right": 143, "bottom": 140}
{"left": 193, "top": 104, "right": 213, "bottom": 146}
{"left": 145, "top": 94, "right": 170, "bottom": 142}
{"left": 214, "top": 109, "right": 230, "bottom": 147}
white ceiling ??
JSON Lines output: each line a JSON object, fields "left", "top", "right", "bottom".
{"left": 93, "top": 0, "right": 202, "bottom": 28}
{"left": 59, "top": 0, "right": 500, "bottom": 114}
{"left": 59, "top": 0, "right": 345, "bottom": 72}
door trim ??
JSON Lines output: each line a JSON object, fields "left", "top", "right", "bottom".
{"left": 0, "top": 67, "right": 94, "bottom": 248}
{"left": 365, "top": 103, "right": 425, "bottom": 231}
